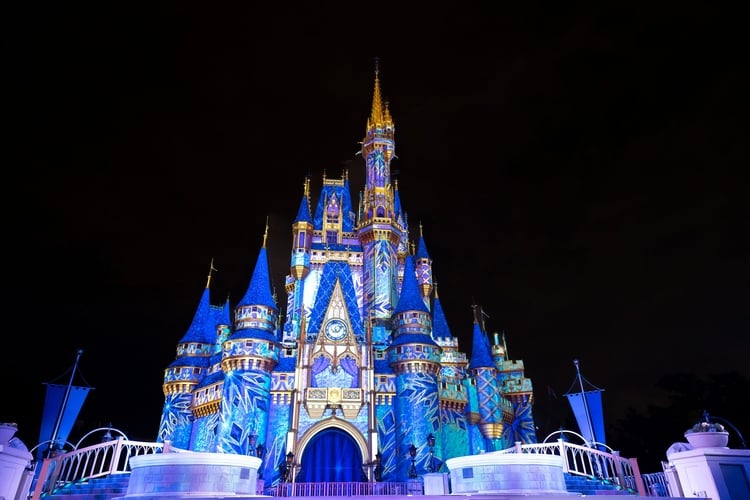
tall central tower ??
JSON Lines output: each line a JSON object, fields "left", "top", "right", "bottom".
{"left": 357, "top": 62, "right": 404, "bottom": 340}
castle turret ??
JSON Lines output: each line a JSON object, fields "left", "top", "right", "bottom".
{"left": 467, "top": 306, "right": 504, "bottom": 450}
{"left": 218, "top": 226, "right": 280, "bottom": 455}
{"left": 290, "top": 178, "right": 313, "bottom": 280}
{"left": 158, "top": 262, "right": 216, "bottom": 447}
{"left": 284, "top": 179, "right": 314, "bottom": 347}
{"left": 389, "top": 255, "right": 442, "bottom": 479}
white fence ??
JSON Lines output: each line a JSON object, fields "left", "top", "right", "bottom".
{"left": 29, "top": 437, "right": 669, "bottom": 498}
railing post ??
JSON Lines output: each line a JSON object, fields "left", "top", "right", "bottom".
{"left": 628, "top": 457, "right": 647, "bottom": 496}
{"left": 110, "top": 438, "right": 124, "bottom": 475}
{"left": 558, "top": 439, "right": 570, "bottom": 473}
{"left": 30, "top": 459, "right": 50, "bottom": 500}
{"left": 612, "top": 450, "right": 627, "bottom": 489}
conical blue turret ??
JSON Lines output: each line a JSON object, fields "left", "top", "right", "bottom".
{"left": 219, "top": 231, "right": 280, "bottom": 455}
{"left": 394, "top": 180, "right": 403, "bottom": 221}
{"left": 431, "top": 291, "right": 451, "bottom": 339}
{"left": 468, "top": 322, "right": 494, "bottom": 369}
{"left": 390, "top": 254, "right": 441, "bottom": 479}
{"left": 393, "top": 255, "right": 430, "bottom": 316}
{"left": 294, "top": 192, "right": 312, "bottom": 224}
{"left": 233, "top": 238, "right": 279, "bottom": 343}
{"left": 237, "top": 246, "right": 277, "bottom": 312}
{"left": 178, "top": 287, "right": 215, "bottom": 345}
{"left": 467, "top": 308, "right": 504, "bottom": 448}
{"left": 159, "top": 263, "right": 217, "bottom": 448}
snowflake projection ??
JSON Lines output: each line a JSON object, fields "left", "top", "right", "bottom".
{"left": 217, "top": 370, "right": 272, "bottom": 454}
{"left": 376, "top": 407, "right": 398, "bottom": 478}
{"left": 501, "top": 402, "right": 537, "bottom": 444}
{"left": 157, "top": 393, "right": 193, "bottom": 446}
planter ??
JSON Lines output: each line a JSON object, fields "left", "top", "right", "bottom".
{"left": 684, "top": 431, "right": 729, "bottom": 448}
{"left": 0, "top": 423, "right": 18, "bottom": 443}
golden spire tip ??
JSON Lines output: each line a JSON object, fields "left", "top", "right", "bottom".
{"left": 207, "top": 258, "right": 217, "bottom": 288}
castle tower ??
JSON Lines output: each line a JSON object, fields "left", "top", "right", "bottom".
{"left": 467, "top": 306, "right": 504, "bottom": 451}
{"left": 358, "top": 61, "right": 403, "bottom": 333}
{"left": 217, "top": 227, "right": 280, "bottom": 455}
{"left": 283, "top": 178, "right": 314, "bottom": 347}
{"left": 388, "top": 255, "right": 442, "bottom": 480}
{"left": 158, "top": 262, "right": 217, "bottom": 448}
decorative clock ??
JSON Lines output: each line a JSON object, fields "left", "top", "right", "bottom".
{"left": 324, "top": 319, "right": 348, "bottom": 341}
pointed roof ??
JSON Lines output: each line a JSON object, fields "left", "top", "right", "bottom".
{"left": 294, "top": 194, "right": 312, "bottom": 224}
{"left": 294, "top": 178, "right": 312, "bottom": 223}
{"left": 394, "top": 180, "right": 403, "bottom": 220}
{"left": 237, "top": 244, "right": 277, "bottom": 311}
{"left": 369, "top": 59, "right": 384, "bottom": 125}
{"left": 394, "top": 255, "right": 430, "bottom": 314}
{"left": 431, "top": 289, "right": 452, "bottom": 338}
{"left": 366, "top": 58, "right": 394, "bottom": 132}
{"left": 178, "top": 264, "right": 218, "bottom": 345}
{"left": 468, "top": 321, "right": 494, "bottom": 369}
{"left": 415, "top": 225, "right": 430, "bottom": 261}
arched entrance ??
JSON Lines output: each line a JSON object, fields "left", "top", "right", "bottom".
{"left": 298, "top": 428, "right": 365, "bottom": 482}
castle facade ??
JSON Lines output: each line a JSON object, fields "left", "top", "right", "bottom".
{"left": 157, "top": 67, "right": 536, "bottom": 484}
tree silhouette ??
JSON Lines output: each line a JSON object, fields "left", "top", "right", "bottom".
{"left": 608, "top": 371, "right": 749, "bottom": 472}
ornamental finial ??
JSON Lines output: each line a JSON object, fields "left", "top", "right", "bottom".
{"left": 370, "top": 58, "right": 383, "bottom": 125}
{"left": 206, "top": 258, "right": 217, "bottom": 289}
{"left": 263, "top": 216, "right": 269, "bottom": 248}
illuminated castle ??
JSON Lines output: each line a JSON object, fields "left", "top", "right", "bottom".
{"left": 157, "top": 65, "right": 537, "bottom": 484}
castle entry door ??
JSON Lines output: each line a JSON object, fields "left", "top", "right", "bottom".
{"left": 298, "top": 427, "right": 364, "bottom": 482}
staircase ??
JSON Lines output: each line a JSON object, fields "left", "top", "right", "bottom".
{"left": 44, "top": 473, "right": 131, "bottom": 500}
{"left": 565, "top": 473, "right": 635, "bottom": 495}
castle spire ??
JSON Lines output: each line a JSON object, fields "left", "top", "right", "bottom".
{"left": 370, "top": 57, "right": 383, "bottom": 125}
{"left": 206, "top": 258, "right": 217, "bottom": 289}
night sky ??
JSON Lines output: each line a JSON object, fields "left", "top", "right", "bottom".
{"left": 5, "top": 2, "right": 747, "bottom": 459}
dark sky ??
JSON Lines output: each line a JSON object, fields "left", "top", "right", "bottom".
{"left": 5, "top": 3, "right": 748, "bottom": 450}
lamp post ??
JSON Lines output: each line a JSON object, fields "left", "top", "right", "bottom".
{"left": 280, "top": 452, "right": 292, "bottom": 483}
{"left": 255, "top": 442, "right": 265, "bottom": 478}
{"left": 374, "top": 451, "right": 382, "bottom": 482}
{"left": 426, "top": 433, "right": 436, "bottom": 473}
{"left": 286, "top": 452, "right": 295, "bottom": 482}
{"left": 408, "top": 444, "right": 417, "bottom": 478}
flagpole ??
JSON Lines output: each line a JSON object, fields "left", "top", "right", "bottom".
{"left": 573, "top": 358, "right": 597, "bottom": 448}
{"left": 48, "top": 349, "right": 84, "bottom": 457}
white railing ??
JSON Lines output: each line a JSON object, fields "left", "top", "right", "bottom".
{"left": 498, "top": 440, "right": 647, "bottom": 495}
{"left": 29, "top": 437, "right": 669, "bottom": 498}
{"left": 29, "top": 437, "right": 163, "bottom": 500}
{"left": 272, "top": 481, "right": 410, "bottom": 497}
